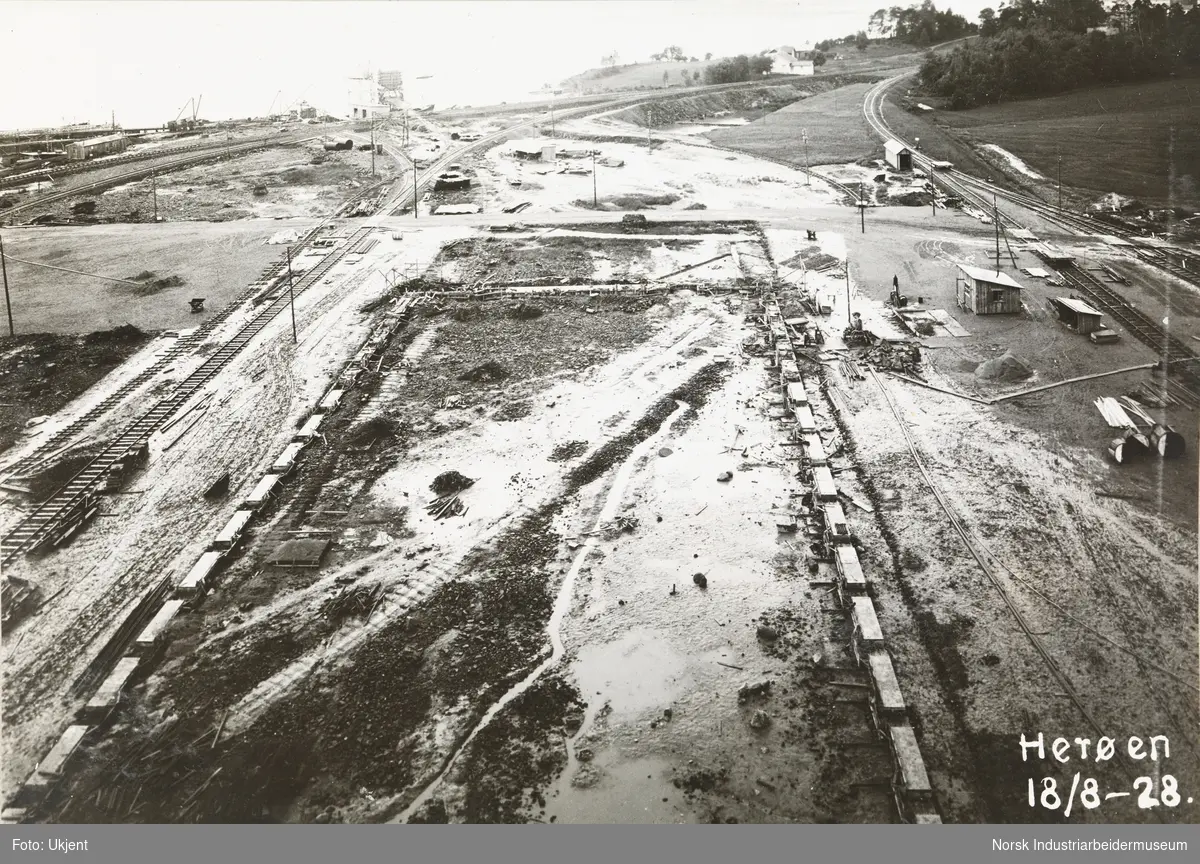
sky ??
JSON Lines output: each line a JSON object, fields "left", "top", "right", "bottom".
{"left": 0, "top": 0, "right": 998, "bottom": 130}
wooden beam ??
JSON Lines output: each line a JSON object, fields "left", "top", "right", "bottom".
{"left": 990, "top": 363, "right": 1158, "bottom": 403}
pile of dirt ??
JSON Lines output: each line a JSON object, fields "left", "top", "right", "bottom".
{"left": 886, "top": 189, "right": 932, "bottom": 207}
{"left": 459, "top": 360, "right": 510, "bottom": 383}
{"left": 505, "top": 302, "right": 545, "bottom": 320}
{"left": 974, "top": 351, "right": 1033, "bottom": 382}
{"left": 347, "top": 415, "right": 401, "bottom": 447}
{"left": 430, "top": 471, "right": 475, "bottom": 495}
{"left": 573, "top": 192, "right": 680, "bottom": 211}
{"left": 547, "top": 440, "right": 588, "bottom": 462}
{"left": 124, "top": 272, "right": 186, "bottom": 295}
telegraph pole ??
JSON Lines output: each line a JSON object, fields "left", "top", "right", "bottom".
{"left": 802, "top": 129, "right": 810, "bottom": 186}
{"left": 286, "top": 246, "right": 297, "bottom": 343}
{"left": 1057, "top": 153, "right": 1062, "bottom": 212}
{"left": 413, "top": 164, "right": 418, "bottom": 219}
{"left": 152, "top": 173, "right": 158, "bottom": 221}
{"left": 0, "top": 232, "right": 13, "bottom": 336}
{"left": 859, "top": 182, "right": 866, "bottom": 233}
{"left": 592, "top": 150, "right": 598, "bottom": 207}
{"left": 371, "top": 121, "right": 376, "bottom": 177}
{"left": 647, "top": 107, "right": 652, "bottom": 149}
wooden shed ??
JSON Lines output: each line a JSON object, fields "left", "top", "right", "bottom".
{"left": 884, "top": 139, "right": 912, "bottom": 172}
{"left": 956, "top": 265, "right": 1023, "bottom": 315}
{"left": 1048, "top": 296, "right": 1103, "bottom": 335}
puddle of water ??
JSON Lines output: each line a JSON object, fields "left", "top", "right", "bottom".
{"left": 572, "top": 630, "right": 692, "bottom": 721}
{"left": 547, "top": 755, "right": 689, "bottom": 824}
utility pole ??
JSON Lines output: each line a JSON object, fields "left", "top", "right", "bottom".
{"left": 592, "top": 150, "right": 598, "bottom": 207}
{"left": 859, "top": 182, "right": 866, "bottom": 234}
{"left": 0, "top": 232, "right": 13, "bottom": 336}
{"left": 152, "top": 173, "right": 158, "bottom": 222}
{"left": 371, "top": 121, "right": 376, "bottom": 177}
{"left": 647, "top": 107, "right": 652, "bottom": 149}
{"left": 413, "top": 164, "right": 418, "bottom": 219}
{"left": 1057, "top": 153, "right": 1062, "bottom": 212}
{"left": 845, "top": 252, "right": 851, "bottom": 324}
{"left": 993, "top": 193, "right": 1001, "bottom": 267}
{"left": 802, "top": 129, "right": 809, "bottom": 186}
{"left": 286, "top": 246, "right": 297, "bottom": 343}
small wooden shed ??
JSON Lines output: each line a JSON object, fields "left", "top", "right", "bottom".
{"left": 956, "top": 265, "right": 1023, "bottom": 315}
{"left": 1048, "top": 296, "right": 1103, "bottom": 334}
{"left": 884, "top": 139, "right": 912, "bottom": 172}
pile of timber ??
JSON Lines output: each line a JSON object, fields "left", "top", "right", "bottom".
{"left": 426, "top": 495, "right": 467, "bottom": 520}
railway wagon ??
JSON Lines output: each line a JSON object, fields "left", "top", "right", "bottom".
{"left": 833, "top": 543, "right": 867, "bottom": 603}
{"left": 176, "top": 549, "right": 224, "bottom": 597}
{"left": 270, "top": 441, "right": 306, "bottom": 476}
{"left": 22, "top": 725, "right": 91, "bottom": 798}
{"left": 850, "top": 596, "right": 885, "bottom": 666}
{"left": 802, "top": 433, "right": 827, "bottom": 466}
{"left": 867, "top": 649, "right": 908, "bottom": 728}
{"left": 318, "top": 388, "right": 344, "bottom": 413}
{"left": 78, "top": 656, "right": 140, "bottom": 722}
{"left": 293, "top": 413, "right": 324, "bottom": 443}
{"left": 793, "top": 404, "right": 817, "bottom": 434}
{"left": 889, "top": 724, "right": 936, "bottom": 823}
{"left": 212, "top": 509, "right": 253, "bottom": 551}
{"left": 132, "top": 600, "right": 185, "bottom": 655}
{"left": 822, "top": 501, "right": 852, "bottom": 544}
{"left": 244, "top": 474, "right": 282, "bottom": 510}
{"left": 811, "top": 465, "right": 838, "bottom": 502}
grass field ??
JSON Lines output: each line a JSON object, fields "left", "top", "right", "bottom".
{"left": 912, "top": 76, "right": 1200, "bottom": 208}
{"left": 563, "top": 60, "right": 711, "bottom": 94}
{"left": 704, "top": 82, "right": 879, "bottom": 166}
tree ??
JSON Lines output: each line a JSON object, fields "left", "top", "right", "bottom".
{"left": 979, "top": 7, "right": 999, "bottom": 37}
{"left": 856, "top": 30, "right": 870, "bottom": 50}
{"left": 812, "top": 50, "right": 828, "bottom": 67}
{"left": 705, "top": 52, "right": 713, "bottom": 60}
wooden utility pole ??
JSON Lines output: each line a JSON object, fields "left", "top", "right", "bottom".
{"left": 647, "top": 107, "right": 652, "bottom": 149}
{"left": 370, "top": 121, "right": 376, "bottom": 177}
{"left": 802, "top": 129, "right": 810, "bottom": 186}
{"left": 592, "top": 150, "right": 598, "bottom": 207}
{"left": 859, "top": 182, "right": 866, "bottom": 233}
{"left": 152, "top": 173, "right": 158, "bottom": 221}
{"left": 286, "top": 246, "right": 297, "bottom": 343}
{"left": 0, "top": 232, "right": 13, "bottom": 336}
{"left": 413, "top": 164, "right": 418, "bottom": 219}
{"left": 1057, "top": 153, "right": 1062, "bottom": 212}
{"left": 993, "top": 193, "right": 1000, "bottom": 265}
{"left": 845, "top": 252, "right": 851, "bottom": 322}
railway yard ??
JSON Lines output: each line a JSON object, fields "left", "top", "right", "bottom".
{"left": 1, "top": 70, "right": 1197, "bottom": 828}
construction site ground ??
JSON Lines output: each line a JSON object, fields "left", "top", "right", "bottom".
{"left": 2, "top": 84, "right": 1196, "bottom": 826}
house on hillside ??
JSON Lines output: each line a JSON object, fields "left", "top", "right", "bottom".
{"left": 766, "top": 46, "right": 814, "bottom": 76}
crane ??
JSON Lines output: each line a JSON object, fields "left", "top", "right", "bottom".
{"left": 193, "top": 94, "right": 202, "bottom": 122}
{"left": 174, "top": 97, "right": 193, "bottom": 124}
{"left": 266, "top": 90, "right": 282, "bottom": 118}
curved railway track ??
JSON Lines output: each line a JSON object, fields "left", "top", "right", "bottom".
{"left": 861, "top": 73, "right": 1200, "bottom": 376}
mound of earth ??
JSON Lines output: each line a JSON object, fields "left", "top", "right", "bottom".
{"left": 975, "top": 351, "right": 1033, "bottom": 382}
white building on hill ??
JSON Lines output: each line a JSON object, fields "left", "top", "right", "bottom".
{"left": 766, "top": 46, "right": 814, "bottom": 76}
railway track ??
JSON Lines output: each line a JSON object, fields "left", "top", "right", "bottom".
{"left": 0, "top": 135, "right": 309, "bottom": 220}
{"left": 863, "top": 74, "right": 1200, "bottom": 370}
{"left": 0, "top": 135, "right": 282, "bottom": 190}
{"left": 0, "top": 226, "right": 374, "bottom": 566}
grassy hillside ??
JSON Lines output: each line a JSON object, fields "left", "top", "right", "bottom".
{"left": 705, "top": 82, "right": 880, "bottom": 166}
{"left": 563, "top": 61, "right": 712, "bottom": 94}
{"left": 909, "top": 76, "right": 1200, "bottom": 208}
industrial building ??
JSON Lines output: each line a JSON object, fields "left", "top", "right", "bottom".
{"left": 64, "top": 133, "right": 128, "bottom": 162}
{"left": 884, "top": 140, "right": 912, "bottom": 172}
{"left": 347, "top": 76, "right": 388, "bottom": 120}
{"left": 955, "top": 264, "right": 1023, "bottom": 315}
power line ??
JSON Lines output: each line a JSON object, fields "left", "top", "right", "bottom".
{"left": 0, "top": 250, "right": 144, "bottom": 285}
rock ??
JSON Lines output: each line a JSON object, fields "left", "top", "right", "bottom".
{"left": 737, "top": 680, "right": 772, "bottom": 704}
{"left": 717, "top": 471, "right": 733, "bottom": 482}
{"left": 314, "top": 813, "right": 330, "bottom": 824}
{"left": 749, "top": 710, "right": 771, "bottom": 730}
{"left": 692, "top": 572, "right": 708, "bottom": 589}
{"left": 756, "top": 624, "right": 779, "bottom": 642}
{"left": 659, "top": 447, "right": 673, "bottom": 457}
{"left": 576, "top": 747, "right": 594, "bottom": 763}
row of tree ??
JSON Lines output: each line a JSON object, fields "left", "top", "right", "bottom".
{"left": 920, "top": 1, "right": 1200, "bottom": 108}
{"left": 648, "top": 45, "right": 710, "bottom": 63}
{"left": 870, "top": 2, "right": 978, "bottom": 46}
{"left": 701, "top": 54, "right": 774, "bottom": 85}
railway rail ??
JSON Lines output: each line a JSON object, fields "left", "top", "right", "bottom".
{"left": 0, "top": 134, "right": 283, "bottom": 191}
{"left": 0, "top": 226, "right": 374, "bottom": 566}
{"left": 1, "top": 135, "right": 309, "bottom": 220}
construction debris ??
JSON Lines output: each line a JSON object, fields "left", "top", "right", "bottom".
{"left": 430, "top": 471, "right": 475, "bottom": 495}
{"left": 426, "top": 495, "right": 467, "bottom": 520}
